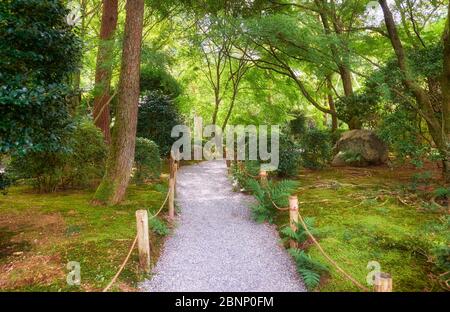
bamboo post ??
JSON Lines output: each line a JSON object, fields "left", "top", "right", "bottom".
{"left": 374, "top": 272, "right": 392, "bottom": 292}
{"left": 289, "top": 195, "right": 299, "bottom": 249}
{"left": 168, "top": 154, "right": 175, "bottom": 220}
{"left": 259, "top": 170, "right": 268, "bottom": 188}
{"left": 135, "top": 210, "right": 150, "bottom": 273}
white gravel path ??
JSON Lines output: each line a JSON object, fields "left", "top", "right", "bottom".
{"left": 140, "top": 160, "right": 305, "bottom": 292}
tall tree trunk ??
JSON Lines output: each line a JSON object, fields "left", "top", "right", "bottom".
{"left": 221, "top": 86, "right": 238, "bottom": 130}
{"left": 441, "top": 3, "right": 450, "bottom": 183}
{"left": 70, "top": 69, "right": 81, "bottom": 114}
{"left": 93, "top": 0, "right": 145, "bottom": 205}
{"left": 212, "top": 91, "right": 220, "bottom": 126}
{"left": 327, "top": 77, "right": 338, "bottom": 132}
{"left": 92, "top": 0, "right": 118, "bottom": 144}
{"left": 379, "top": 0, "right": 449, "bottom": 183}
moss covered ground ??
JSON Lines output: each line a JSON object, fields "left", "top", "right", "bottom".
{"left": 0, "top": 181, "right": 169, "bottom": 291}
{"left": 274, "top": 165, "right": 449, "bottom": 292}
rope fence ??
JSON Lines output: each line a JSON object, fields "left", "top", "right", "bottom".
{"left": 102, "top": 154, "right": 179, "bottom": 292}
{"left": 102, "top": 155, "right": 392, "bottom": 292}
{"left": 234, "top": 160, "right": 392, "bottom": 292}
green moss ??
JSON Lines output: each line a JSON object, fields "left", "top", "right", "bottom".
{"left": 275, "top": 168, "right": 448, "bottom": 292}
{"left": 92, "top": 179, "right": 116, "bottom": 204}
{"left": 0, "top": 182, "right": 169, "bottom": 291}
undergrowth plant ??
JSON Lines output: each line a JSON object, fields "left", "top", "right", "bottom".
{"left": 149, "top": 217, "right": 169, "bottom": 236}
{"left": 246, "top": 179, "right": 299, "bottom": 223}
{"left": 281, "top": 218, "right": 329, "bottom": 290}
{"left": 230, "top": 160, "right": 260, "bottom": 191}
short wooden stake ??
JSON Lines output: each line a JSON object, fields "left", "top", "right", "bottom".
{"left": 225, "top": 149, "right": 231, "bottom": 168}
{"left": 289, "top": 195, "right": 299, "bottom": 249}
{"left": 135, "top": 210, "right": 150, "bottom": 273}
{"left": 259, "top": 170, "right": 268, "bottom": 187}
{"left": 168, "top": 155, "right": 175, "bottom": 220}
{"left": 374, "top": 272, "right": 392, "bottom": 292}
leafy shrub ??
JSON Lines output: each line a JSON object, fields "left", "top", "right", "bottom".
{"left": 140, "top": 65, "right": 181, "bottom": 97}
{"left": 137, "top": 91, "right": 183, "bottom": 156}
{"left": 289, "top": 111, "right": 307, "bottom": 138}
{"left": 299, "top": 129, "right": 333, "bottom": 169}
{"left": 9, "top": 119, "right": 107, "bottom": 192}
{"left": 335, "top": 92, "right": 380, "bottom": 129}
{"left": 0, "top": 0, "right": 81, "bottom": 154}
{"left": 134, "top": 138, "right": 161, "bottom": 184}
{"left": 277, "top": 132, "right": 302, "bottom": 177}
{"left": 378, "top": 108, "right": 429, "bottom": 167}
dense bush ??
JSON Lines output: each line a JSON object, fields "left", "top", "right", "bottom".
{"left": 378, "top": 108, "right": 429, "bottom": 167}
{"left": 137, "top": 91, "right": 183, "bottom": 156}
{"left": 0, "top": 0, "right": 81, "bottom": 154}
{"left": 299, "top": 129, "right": 333, "bottom": 169}
{"left": 277, "top": 132, "right": 302, "bottom": 177}
{"left": 134, "top": 137, "right": 161, "bottom": 184}
{"left": 140, "top": 65, "right": 181, "bottom": 97}
{"left": 335, "top": 92, "right": 380, "bottom": 129}
{"left": 9, "top": 119, "right": 107, "bottom": 192}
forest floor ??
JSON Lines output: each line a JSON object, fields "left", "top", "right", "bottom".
{"left": 276, "top": 163, "right": 449, "bottom": 291}
{"left": 0, "top": 161, "right": 448, "bottom": 292}
{"left": 141, "top": 161, "right": 305, "bottom": 292}
{"left": 0, "top": 182, "right": 169, "bottom": 291}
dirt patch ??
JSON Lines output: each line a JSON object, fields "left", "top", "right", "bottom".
{"left": 0, "top": 254, "right": 65, "bottom": 289}
{"left": 0, "top": 211, "right": 65, "bottom": 232}
{"left": 0, "top": 212, "right": 66, "bottom": 259}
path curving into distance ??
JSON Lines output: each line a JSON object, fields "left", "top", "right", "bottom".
{"left": 140, "top": 160, "right": 305, "bottom": 292}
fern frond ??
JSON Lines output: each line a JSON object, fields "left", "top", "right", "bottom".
{"left": 298, "top": 268, "right": 321, "bottom": 289}
{"left": 280, "top": 226, "right": 298, "bottom": 239}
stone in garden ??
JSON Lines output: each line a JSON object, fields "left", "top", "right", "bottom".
{"left": 332, "top": 130, "right": 388, "bottom": 167}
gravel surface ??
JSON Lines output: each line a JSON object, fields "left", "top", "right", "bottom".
{"left": 140, "top": 160, "right": 305, "bottom": 292}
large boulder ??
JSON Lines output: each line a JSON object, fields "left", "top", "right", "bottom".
{"left": 332, "top": 130, "right": 388, "bottom": 167}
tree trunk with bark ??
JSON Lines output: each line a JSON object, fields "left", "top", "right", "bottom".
{"left": 441, "top": 3, "right": 450, "bottom": 183}
{"left": 93, "top": 0, "right": 145, "bottom": 205}
{"left": 92, "top": 0, "right": 118, "bottom": 144}
{"left": 327, "top": 77, "right": 338, "bottom": 132}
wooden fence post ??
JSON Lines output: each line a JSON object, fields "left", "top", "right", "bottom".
{"left": 168, "top": 154, "right": 175, "bottom": 220}
{"left": 259, "top": 170, "right": 268, "bottom": 187}
{"left": 289, "top": 195, "right": 299, "bottom": 249}
{"left": 374, "top": 272, "right": 392, "bottom": 292}
{"left": 225, "top": 148, "right": 231, "bottom": 168}
{"left": 135, "top": 210, "right": 150, "bottom": 273}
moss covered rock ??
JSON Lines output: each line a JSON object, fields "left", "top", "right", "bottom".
{"left": 332, "top": 130, "right": 388, "bottom": 167}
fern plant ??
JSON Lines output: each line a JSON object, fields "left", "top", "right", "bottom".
{"left": 280, "top": 218, "right": 318, "bottom": 246}
{"left": 281, "top": 218, "right": 329, "bottom": 290}
{"left": 246, "top": 178, "right": 299, "bottom": 223}
{"left": 231, "top": 161, "right": 255, "bottom": 191}
{"left": 288, "top": 248, "right": 329, "bottom": 289}
{"left": 149, "top": 217, "right": 169, "bottom": 236}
